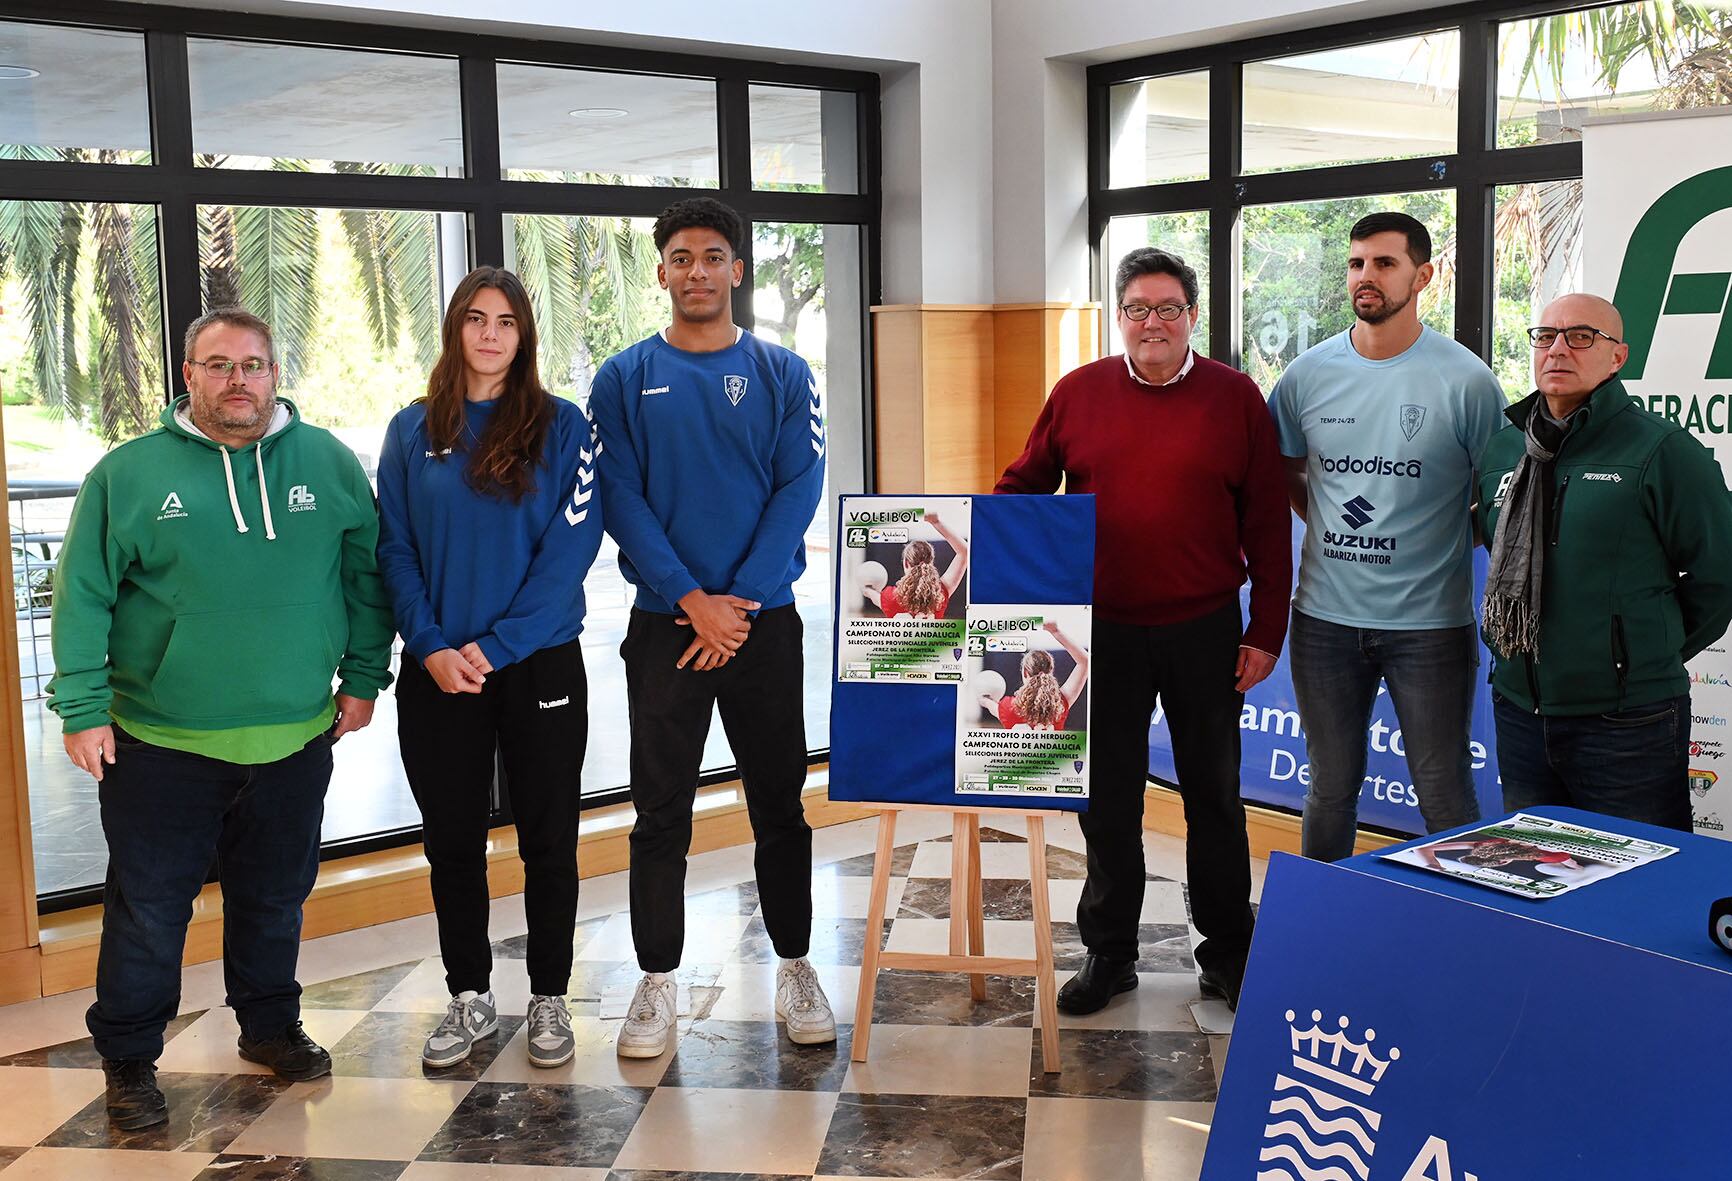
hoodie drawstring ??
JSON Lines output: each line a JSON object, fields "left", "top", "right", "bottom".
{"left": 220, "top": 446, "right": 248, "bottom": 535}
{"left": 218, "top": 444, "right": 277, "bottom": 540}
{"left": 254, "top": 445, "right": 276, "bottom": 540}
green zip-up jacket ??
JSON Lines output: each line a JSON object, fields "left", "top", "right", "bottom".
{"left": 48, "top": 396, "right": 396, "bottom": 735}
{"left": 1475, "top": 378, "right": 1732, "bottom": 715}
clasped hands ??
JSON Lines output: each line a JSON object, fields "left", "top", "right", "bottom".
{"left": 674, "top": 589, "right": 760, "bottom": 671}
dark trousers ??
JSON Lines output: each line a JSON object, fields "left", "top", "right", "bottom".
{"left": 624, "top": 605, "right": 812, "bottom": 972}
{"left": 397, "top": 638, "right": 588, "bottom": 997}
{"left": 1495, "top": 693, "right": 1694, "bottom": 831}
{"left": 88, "top": 728, "right": 333, "bottom": 1063}
{"left": 1081, "top": 603, "right": 1254, "bottom": 978}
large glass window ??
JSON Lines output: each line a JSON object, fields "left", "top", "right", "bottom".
{"left": 750, "top": 86, "right": 860, "bottom": 193}
{"left": 1497, "top": 3, "right": 1732, "bottom": 147}
{"left": 497, "top": 65, "right": 719, "bottom": 186}
{"left": 1102, "top": 212, "right": 1210, "bottom": 354}
{"left": 2, "top": 13, "right": 875, "bottom": 908}
{"left": 0, "top": 22, "right": 151, "bottom": 164}
{"left": 1, "top": 198, "right": 166, "bottom": 896}
{"left": 1105, "top": 72, "right": 1210, "bottom": 188}
{"left": 1243, "top": 33, "right": 1460, "bottom": 174}
{"left": 1241, "top": 191, "right": 1456, "bottom": 389}
{"left": 189, "top": 41, "right": 463, "bottom": 175}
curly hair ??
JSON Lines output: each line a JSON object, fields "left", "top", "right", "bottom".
{"left": 653, "top": 197, "right": 745, "bottom": 256}
{"left": 1014, "top": 649, "right": 1065, "bottom": 728}
{"left": 893, "top": 540, "right": 944, "bottom": 616}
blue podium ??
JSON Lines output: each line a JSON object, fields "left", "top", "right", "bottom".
{"left": 1202, "top": 806, "right": 1732, "bottom": 1180}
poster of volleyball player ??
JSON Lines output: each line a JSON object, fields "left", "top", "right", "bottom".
{"left": 957, "top": 604, "right": 1091, "bottom": 801}
{"left": 836, "top": 495, "right": 971, "bottom": 684}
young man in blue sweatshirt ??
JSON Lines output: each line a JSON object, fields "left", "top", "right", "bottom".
{"left": 591, "top": 197, "right": 831, "bottom": 1058}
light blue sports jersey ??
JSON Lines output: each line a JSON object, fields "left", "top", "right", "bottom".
{"left": 1268, "top": 325, "right": 1508, "bottom": 629}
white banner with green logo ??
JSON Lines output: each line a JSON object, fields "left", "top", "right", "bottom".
{"left": 1586, "top": 109, "right": 1732, "bottom": 840}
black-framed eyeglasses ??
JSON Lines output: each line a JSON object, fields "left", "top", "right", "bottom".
{"left": 1120, "top": 302, "right": 1193, "bottom": 322}
{"left": 190, "top": 357, "right": 273, "bottom": 378}
{"left": 1527, "top": 326, "right": 1621, "bottom": 350}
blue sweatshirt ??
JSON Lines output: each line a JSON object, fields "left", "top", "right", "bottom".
{"left": 376, "top": 396, "right": 604, "bottom": 670}
{"left": 591, "top": 331, "right": 825, "bottom": 614}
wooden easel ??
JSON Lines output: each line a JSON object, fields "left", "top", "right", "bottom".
{"left": 852, "top": 802, "right": 1063, "bottom": 1073}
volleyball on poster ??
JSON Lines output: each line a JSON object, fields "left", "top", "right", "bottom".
{"left": 956, "top": 604, "right": 1091, "bottom": 800}
{"left": 836, "top": 495, "right": 972, "bottom": 683}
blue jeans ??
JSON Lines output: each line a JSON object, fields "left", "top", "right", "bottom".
{"left": 1494, "top": 694, "right": 1693, "bottom": 830}
{"left": 87, "top": 727, "right": 333, "bottom": 1063}
{"left": 1289, "top": 609, "right": 1481, "bottom": 861}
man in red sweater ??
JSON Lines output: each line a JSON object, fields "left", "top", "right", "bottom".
{"left": 997, "top": 248, "right": 1291, "bottom": 1013}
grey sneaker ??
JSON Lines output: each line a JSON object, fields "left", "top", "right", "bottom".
{"left": 775, "top": 957, "right": 838, "bottom": 1045}
{"left": 422, "top": 989, "right": 499, "bottom": 1068}
{"left": 526, "top": 993, "right": 575, "bottom": 1068}
{"left": 616, "top": 972, "right": 677, "bottom": 1059}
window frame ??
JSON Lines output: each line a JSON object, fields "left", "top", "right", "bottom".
{"left": 1086, "top": 0, "right": 1609, "bottom": 367}
{"left": 0, "top": 0, "right": 881, "bottom": 911}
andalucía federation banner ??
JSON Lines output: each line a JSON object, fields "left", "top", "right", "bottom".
{"left": 1585, "top": 109, "right": 1732, "bottom": 841}
{"left": 828, "top": 493, "right": 1094, "bottom": 812}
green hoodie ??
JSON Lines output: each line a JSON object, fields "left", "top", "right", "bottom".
{"left": 1475, "top": 379, "right": 1732, "bottom": 715}
{"left": 48, "top": 396, "right": 395, "bottom": 745}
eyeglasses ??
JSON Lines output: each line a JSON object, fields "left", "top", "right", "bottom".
{"left": 1527, "top": 326, "right": 1621, "bottom": 350}
{"left": 1120, "top": 302, "right": 1193, "bottom": 322}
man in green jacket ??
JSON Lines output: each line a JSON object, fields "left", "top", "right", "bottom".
{"left": 1478, "top": 292, "right": 1732, "bottom": 830}
{"left": 48, "top": 308, "right": 395, "bottom": 1130}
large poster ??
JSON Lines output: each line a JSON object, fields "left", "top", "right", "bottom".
{"left": 829, "top": 494, "right": 1094, "bottom": 812}
{"left": 1585, "top": 109, "right": 1732, "bottom": 840}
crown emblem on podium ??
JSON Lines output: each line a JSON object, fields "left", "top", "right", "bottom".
{"left": 1286, "top": 1008, "right": 1400, "bottom": 1097}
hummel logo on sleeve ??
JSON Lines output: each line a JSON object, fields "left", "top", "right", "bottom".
{"left": 641, "top": 385, "right": 670, "bottom": 397}
{"left": 808, "top": 377, "right": 825, "bottom": 457}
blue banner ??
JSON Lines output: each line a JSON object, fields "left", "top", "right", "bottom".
{"left": 1148, "top": 524, "right": 1504, "bottom": 836}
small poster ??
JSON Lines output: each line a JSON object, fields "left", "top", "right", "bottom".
{"left": 836, "top": 495, "right": 971, "bottom": 684}
{"left": 955, "top": 604, "right": 1091, "bottom": 801}
{"left": 1381, "top": 812, "right": 1678, "bottom": 900}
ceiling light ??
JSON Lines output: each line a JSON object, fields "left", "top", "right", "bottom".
{"left": 0, "top": 65, "right": 40, "bottom": 81}
{"left": 570, "top": 107, "right": 628, "bottom": 120}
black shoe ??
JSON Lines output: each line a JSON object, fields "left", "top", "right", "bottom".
{"left": 102, "top": 1058, "right": 168, "bottom": 1130}
{"left": 1198, "top": 967, "right": 1243, "bottom": 1012}
{"left": 237, "top": 1020, "right": 332, "bottom": 1081}
{"left": 1057, "top": 954, "right": 1137, "bottom": 1015}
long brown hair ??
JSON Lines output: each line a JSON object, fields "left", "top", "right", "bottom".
{"left": 895, "top": 540, "right": 943, "bottom": 616}
{"left": 1014, "top": 649, "right": 1065, "bottom": 727}
{"left": 422, "top": 266, "right": 551, "bottom": 502}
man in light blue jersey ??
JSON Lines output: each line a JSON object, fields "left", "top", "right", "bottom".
{"left": 1268, "top": 211, "right": 1507, "bottom": 861}
{"left": 590, "top": 197, "right": 833, "bottom": 1058}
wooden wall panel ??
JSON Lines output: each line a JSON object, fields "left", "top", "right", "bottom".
{"left": 920, "top": 309, "right": 995, "bottom": 493}
{"left": 0, "top": 403, "right": 42, "bottom": 1003}
{"left": 870, "top": 308, "right": 926, "bottom": 495}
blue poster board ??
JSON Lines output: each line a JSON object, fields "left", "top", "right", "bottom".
{"left": 1203, "top": 806, "right": 1732, "bottom": 1179}
{"left": 1150, "top": 522, "right": 1504, "bottom": 836}
{"left": 828, "top": 493, "right": 1095, "bottom": 811}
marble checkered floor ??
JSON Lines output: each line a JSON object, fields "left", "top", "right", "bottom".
{"left": 0, "top": 811, "right": 1265, "bottom": 1179}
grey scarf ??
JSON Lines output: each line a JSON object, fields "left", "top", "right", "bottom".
{"left": 1482, "top": 406, "right": 1564, "bottom": 658}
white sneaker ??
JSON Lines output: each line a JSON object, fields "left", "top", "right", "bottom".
{"left": 525, "top": 994, "right": 575, "bottom": 1068}
{"left": 422, "top": 990, "right": 499, "bottom": 1068}
{"left": 616, "top": 973, "right": 677, "bottom": 1059}
{"left": 775, "top": 958, "right": 837, "bottom": 1045}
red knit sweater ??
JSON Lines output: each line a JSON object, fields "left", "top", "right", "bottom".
{"left": 995, "top": 353, "right": 1293, "bottom": 655}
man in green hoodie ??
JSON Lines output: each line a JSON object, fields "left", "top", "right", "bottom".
{"left": 48, "top": 308, "right": 395, "bottom": 1130}
{"left": 1478, "top": 292, "right": 1732, "bottom": 831}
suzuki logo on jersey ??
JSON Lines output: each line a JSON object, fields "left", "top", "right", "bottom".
{"left": 157, "top": 492, "right": 188, "bottom": 522}
{"left": 723, "top": 375, "right": 749, "bottom": 406}
{"left": 286, "top": 484, "right": 317, "bottom": 512}
{"left": 1341, "top": 495, "right": 1376, "bottom": 529}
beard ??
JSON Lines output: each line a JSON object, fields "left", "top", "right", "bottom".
{"left": 1353, "top": 285, "right": 1413, "bottom": 325}
{"left": 197, "top": 389, "right": 276, "bottom": 436}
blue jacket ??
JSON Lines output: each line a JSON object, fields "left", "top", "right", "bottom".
{"left": 376, "top": 396, "right": 604, "bottom": 670}
{"left": 591, "top": 331, "right": 825, "bottom": 613}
